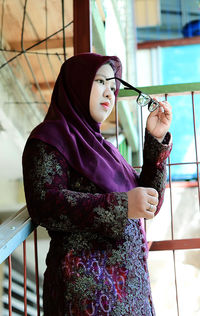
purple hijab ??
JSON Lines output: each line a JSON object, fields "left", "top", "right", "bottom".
{"left": 24, "top": 53, "right": 138, "bottom": 192}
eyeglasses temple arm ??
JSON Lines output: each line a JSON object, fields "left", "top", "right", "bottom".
{"left": 106, "top": 77, "right": 142, "bottom": 94}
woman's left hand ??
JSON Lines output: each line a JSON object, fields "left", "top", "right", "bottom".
{"left": 146, "top": 99, "right": 172, "bottom": 143}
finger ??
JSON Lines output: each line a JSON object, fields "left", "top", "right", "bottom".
{"left": 159, "top": 101, "right": 172, "bottom": 114}
{"left": 144, "top": 209, "right": 155, "bottom": 220}
{"left": 161, "top": 100, "right": 171, "bottom": 107}
{"left": 152, "top": 97, "right": 159, "bottom": 103}
{"left": 148, "top": 196, "right": 158, "bottom": 206}
{"left": 146, "top": 202, "right": 156, "bottom": 212}
{"left": 158, "top": 106, "right": 165, "bottom": 113}
{"left": 148, "top": 104, "right": 159, "bottom": 117}
{"left": 153, "top": 100, "right": 171, "bottom": 117}
{"left": 146, "top": 187, "right": 158, "bottom": 198}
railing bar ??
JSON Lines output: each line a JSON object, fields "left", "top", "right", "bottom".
{"left": 140, "top": 106, "right": 144, "bottom": 149}
{"left": 21, "top": 0, "right": 28, "bottom": 51}
{"left": 23, "top": 241, "right": 27, "bottom": 316}
{"left": 139, "top": 105, "right": 145, "bottom": 234}
{"left": 133, "top": 161, "right": 200, "bottom": 169}
{"left": 173, "top": 251, "right": 180, "bottom": 316}
{"left": 149, "top": 238, "right": 200, "bottom": 251}
{"left": 166, "top": 161, "right": 200, "bottom": 166}
{"left": 191, "top": 92, "right": 200, "bottom": 210}
{"left": 134, "top": 161, "right": 200, "bottom": 168}
{"left": 166, "top": 90, "right": 179, "bottom": 315}
{"left": 166, "top": 94, "right": 180, "bottom": 315}
{"left": 8, "top": 255, "right": 12, "bottom": 316}
{"left": 140, "top": 106, "right": 146, "bottom": 231}
{"left": 166, "top": 181, "right": 199, "bottom": 188}
{"left": 118, "top": 82, "right": 200, "bottom": 98}
{"left": 0, "top": 0, "right": 5, "bottom": 48}
{"left": 44, "top": 0, "right": 56, "bottom": 82}
{"left": 45, "top": 0, "right": 48, "bottom": 51}
{"left": 115, "top": 99, "right": 119, "bottom": 149}
{"left": 0, "top": 208, "right": 35, "bottom": 264}
{"left": 34, "top": 229, "right": 40, "bottom": 316}
{"left": 165, "top": 94, "right": 175, "bottom": 243}
{"left": 137, "top": 36, "right": 200, "bottom": 49}
{"left": 61, "top": 0, "right": 67, "bottom": 61}
{"left": 166, "top": 98, "right": 174, "bottom": 241}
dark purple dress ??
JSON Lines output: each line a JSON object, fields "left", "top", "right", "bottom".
{"left": 23, "top": 130, "right": 172, "bottom": 315}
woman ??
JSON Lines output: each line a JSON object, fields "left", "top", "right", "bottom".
{"left": 22, "top": 53, "right": 172, "bottom": 315}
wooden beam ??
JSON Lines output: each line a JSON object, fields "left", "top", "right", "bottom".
{"left": 96, "top": 0, "right": 106, "bottom": 22}
{"left": 73, "top": 0, "right": 92, "bottom": 54}
{"left": 32, "top": 82, "right": 55, "bottom": 91}
{"left": 137, "top": 36, "right": 200, "bottom": 50}
{"left": 91, "top": 0, "right": 106, "bottom": 55}
{"left": 148, "top": 238, "right": 200, "bottom": 251}
{"left": 9, "top": 37, "right": 73, "bottom": 51}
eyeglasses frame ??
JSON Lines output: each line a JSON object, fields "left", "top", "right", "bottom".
{"left": 107, "top": 76, "right": 159, "bottom": 112}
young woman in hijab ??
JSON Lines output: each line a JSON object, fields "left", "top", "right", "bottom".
{"left": 22, "top": 53, "right": 172, "bottom": 315}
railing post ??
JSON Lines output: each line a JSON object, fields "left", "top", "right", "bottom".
{"left": 8, "top": 256, "right": 12, "bottom": 316}
{"left": 23, "top": 241, "right": 27, "bottom": 316}
{"left": 34, "top": 229, "right": 40, "bottom": 316}
{"left": 73, "top": 0, "right": 92, "bottom": 54}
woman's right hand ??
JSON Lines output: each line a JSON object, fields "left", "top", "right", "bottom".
{"left": 127, "top": 187, "right": 158, "bottom": 219}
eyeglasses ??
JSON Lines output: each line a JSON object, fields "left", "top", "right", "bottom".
{"left": 107, "top": 77, "right": 159, "bottom": 112}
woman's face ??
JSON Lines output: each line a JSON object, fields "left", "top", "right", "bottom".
{"left": 89, "top": 64, "right": 116, "bottom": 123}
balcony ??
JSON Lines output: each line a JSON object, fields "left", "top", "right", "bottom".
{"left": 0, "top": 81, "right": 200, "bottom": 315}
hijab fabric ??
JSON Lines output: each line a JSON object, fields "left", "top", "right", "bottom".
{"left": 24, "top": 53, "right": 138, "bottom": 192}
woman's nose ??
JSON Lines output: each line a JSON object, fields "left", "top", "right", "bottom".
{"left": 103, "top": 86, "right": 112, "bottom": 99}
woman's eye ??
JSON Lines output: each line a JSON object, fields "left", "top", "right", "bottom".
{"left": 111, "top": 87, "right": 116, "bottom": 93}
{"left": 96, "top": 79, "right": 105, "bottom": 84}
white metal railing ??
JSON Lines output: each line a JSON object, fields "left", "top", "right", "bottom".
{"left": 0, "top": 207, "right": 35, "bottom": 265}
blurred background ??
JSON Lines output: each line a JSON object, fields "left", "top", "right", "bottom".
{"left": 0, "top": 0, "right": 200, "bottom": 315}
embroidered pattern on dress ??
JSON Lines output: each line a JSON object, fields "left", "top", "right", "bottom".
{"left": 62, "top": 220, "right": 153, "bottom": 315}
{"left": 93, "top": 193, "right": 128, "bottom": 239}
{"left": 23, "top": 134, "right": 171, "bottom": 315}
{"left": 31, "top": 142, "right": 63, "bottom": 200}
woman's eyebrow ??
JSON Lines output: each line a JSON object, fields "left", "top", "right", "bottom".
{"left": 95, "top": 73, "right": 106, "bottom": 78}
{"left": 96, "top": 73, "right": 116, "bottom": 84}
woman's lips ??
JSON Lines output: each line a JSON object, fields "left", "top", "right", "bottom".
{"left": 101, "top": 102, "right": 110, "bottom": 109}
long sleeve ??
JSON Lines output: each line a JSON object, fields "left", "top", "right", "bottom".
{"left": 22, "top": 139, "right": 128, "bottom": 238}
{"left": 139, "top": 129, "right": 172, "bottom": 215}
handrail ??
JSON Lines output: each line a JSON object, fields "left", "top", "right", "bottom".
{"left": 0, "top": 206, "right": 35, "bottom": 264}
{"left": 118, "top": 81, "right": 200, "bottom": 98}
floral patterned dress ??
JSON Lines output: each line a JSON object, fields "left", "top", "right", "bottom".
{"left": 22, "top": 130, "right": 172, "bottom": 315}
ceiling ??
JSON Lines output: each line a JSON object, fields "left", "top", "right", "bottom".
{"left": 0, "top": 0, "right": 117, "bottom": 182}
{"left": 1, "top": 0, "right": 73, "bottom": 105}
